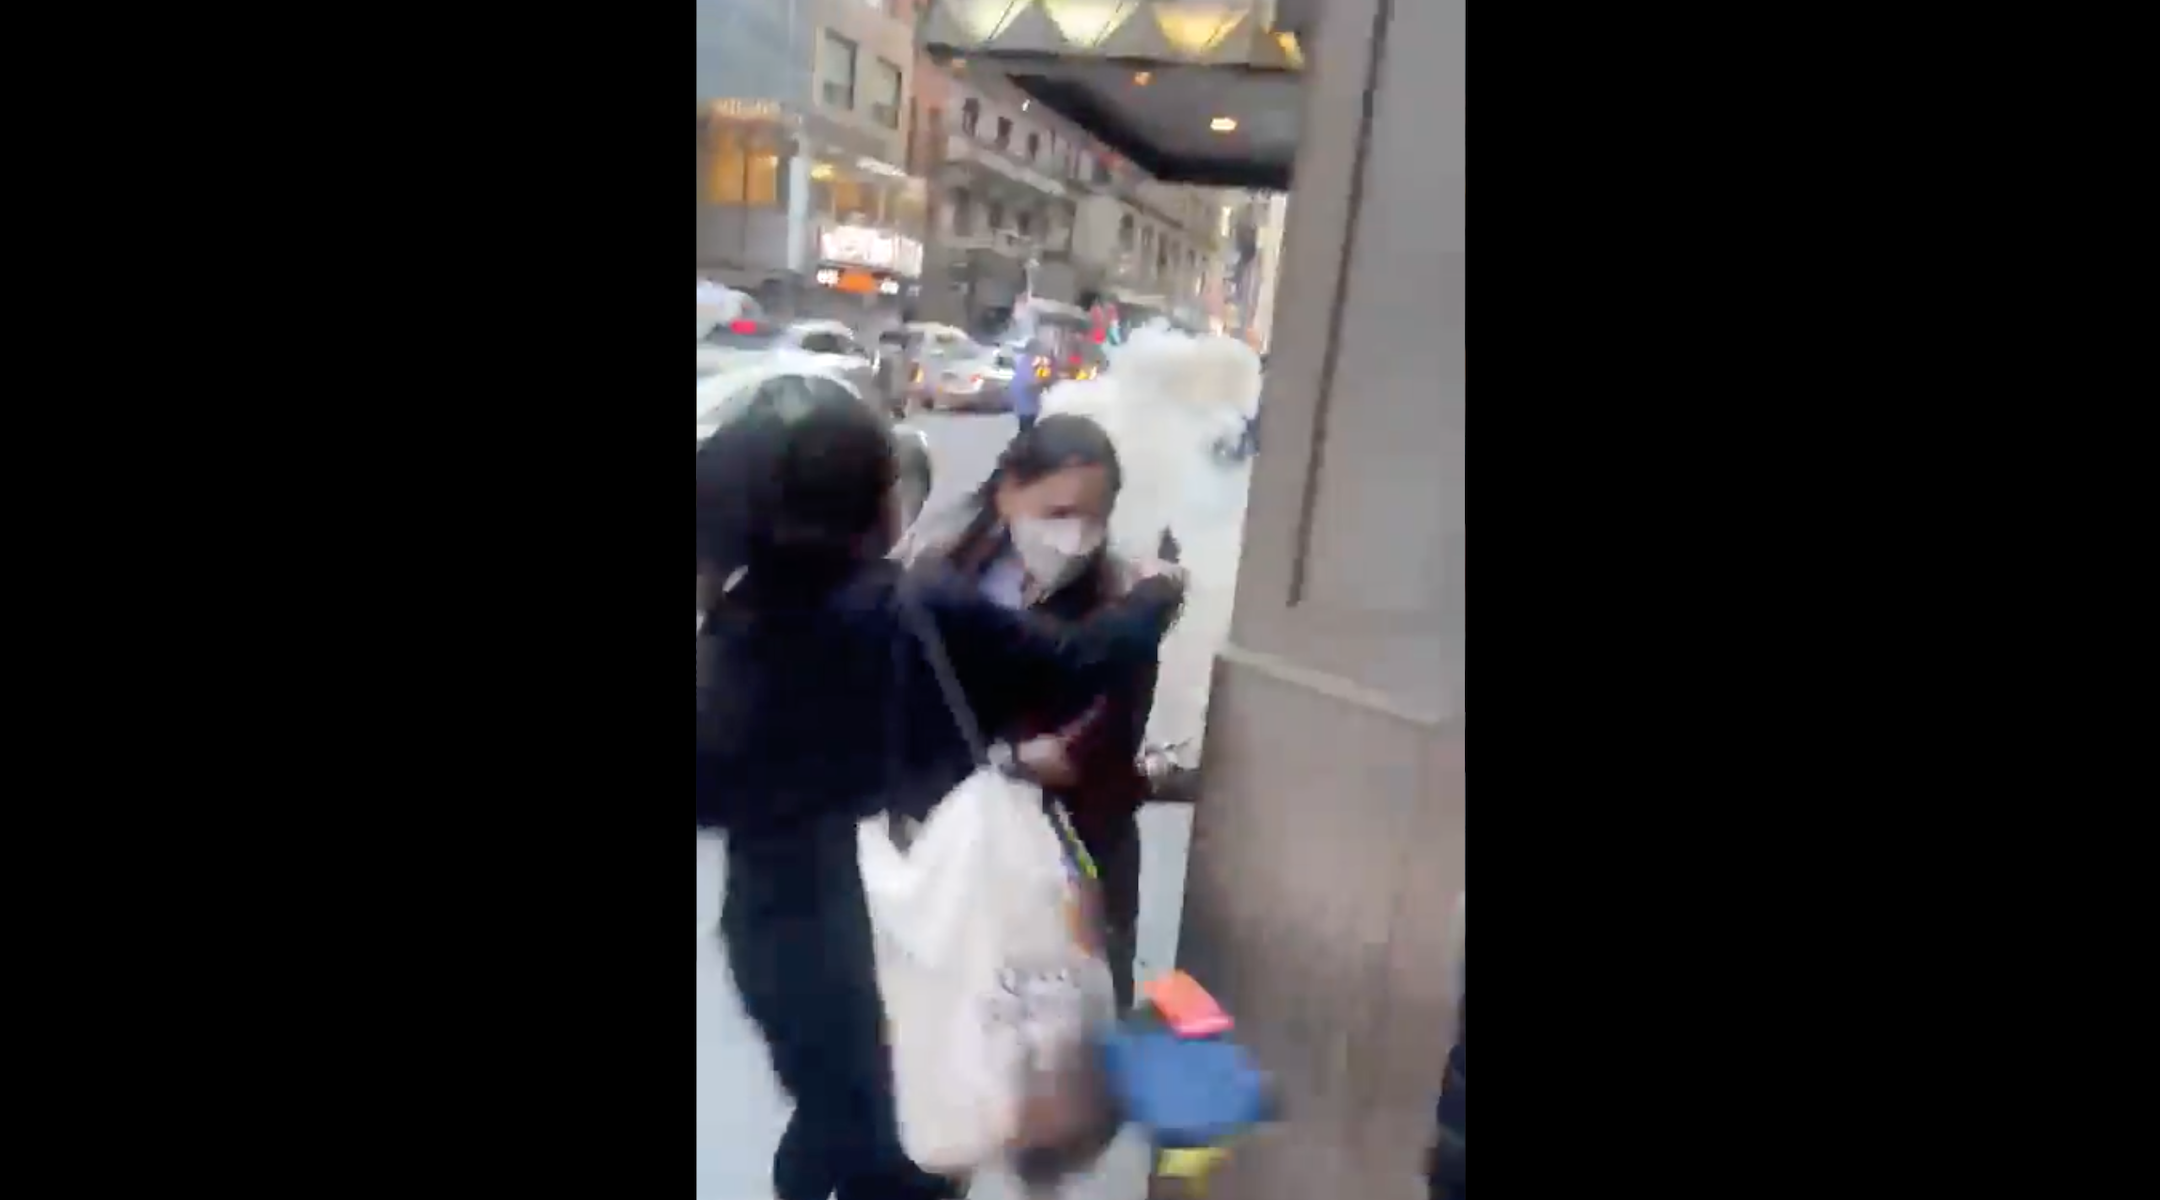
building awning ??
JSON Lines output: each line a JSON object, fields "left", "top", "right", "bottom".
{"left": 920, "top": 1, "right": 1310, "bottom": 190}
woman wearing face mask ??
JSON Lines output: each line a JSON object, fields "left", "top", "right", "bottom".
{"left": 899, "top": 414, "right": 1157, "bottom": 1013}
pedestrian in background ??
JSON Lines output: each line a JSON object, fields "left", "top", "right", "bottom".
{"left": 1009, "top": 330, "right": 1055, "bottom": 436}
{"left": 697, "top": 371, "right": 1185, "bottom": 1200}
{"left": 897, "top": 414, "right": 1158, "bottom": 1012}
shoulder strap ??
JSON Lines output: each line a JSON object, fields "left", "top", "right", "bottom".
{"left": 897, "top": 582, "right": 1099, "bottom": 877}
{"left": 895, "top": 583, "right": 990, "bottom": 765}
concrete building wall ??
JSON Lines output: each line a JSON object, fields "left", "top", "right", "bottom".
{"left": 694, "top": 0, "right": 804, "bottom": 105}
{"left": 1178, "top": 0, "right": 1465, "bottom": 1197}
{"left": 804, "top": 0, "right": 918, "bottom": 171}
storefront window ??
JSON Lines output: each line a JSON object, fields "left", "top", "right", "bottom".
{"left": 707, "top": 139, "right": 746, "bottom": 205}
{"left": 703, "top": 132, "right": 781, "bottom": 208}
{"left": 745, "top": 153, "right": 779, "bottom": 207}
{"left": 829, "top": 178, "right": 861, "bottom": 219}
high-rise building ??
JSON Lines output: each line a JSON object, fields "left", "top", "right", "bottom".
{"left": 909, "top": 60, "right": 1228, "bottom": 333}
{"left": 696, "top": 0, "right": 929, "bottom": 318}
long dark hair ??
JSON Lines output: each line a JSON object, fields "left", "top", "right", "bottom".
{"left": 696, "top": 373, "right": 896, "bottom": 613}
{"left": 977, "top": 413, "right": 1123, "bottom": 509}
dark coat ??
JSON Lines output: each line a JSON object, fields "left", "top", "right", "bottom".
{"left": 899, "top": 506, "right": 1160, "bottom": 849}
{"left": 695, "top": 556, "right": 1180, "bottom": 916}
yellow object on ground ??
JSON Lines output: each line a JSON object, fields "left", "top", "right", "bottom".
{"left": 1157, "top": 1146, "right": 1229, "bottom": 1179}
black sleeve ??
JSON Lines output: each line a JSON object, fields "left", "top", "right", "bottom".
{"left": 918, "top": 571, "right": 1182, "bottom": 733}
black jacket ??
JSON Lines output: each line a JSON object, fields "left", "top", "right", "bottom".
{"left": 696, "top": 558, "right": 1180, "bottom": 916}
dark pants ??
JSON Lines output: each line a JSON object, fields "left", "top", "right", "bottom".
{"left": 1429, "top": 1000, "right": 1465, "bottom": 1200}
{"left": 1015, "top": 410, "right": 1039, "bottom": 436}
{"left": 723, "top": 887, "right": 957, "bottom": 1200}
{"left": 1084, "top": 813, "right": 1143, "bottom": 1012}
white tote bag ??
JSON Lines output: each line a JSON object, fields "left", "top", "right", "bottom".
{"left": 857, "top": 594, "right": 1113, "bottom": 1173}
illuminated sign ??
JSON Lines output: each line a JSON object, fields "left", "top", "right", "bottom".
{"left": 706, "top": 98, "right": 782, "bottom": 121}
{"left": 819, "top": 224, "right": 925, "bottom": 278}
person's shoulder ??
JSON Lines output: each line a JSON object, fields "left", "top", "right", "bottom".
{"left": 896, "top": 501, "right": 994, "bottom": 571}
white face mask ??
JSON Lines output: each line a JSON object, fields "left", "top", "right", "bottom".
{"left": 1008, "top": 516, "right": 1104, "bottom": 591}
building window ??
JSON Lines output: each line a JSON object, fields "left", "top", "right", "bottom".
{"left": 1118, "top": 213, "right": 1135, "bottom": 251}
{"left": 912, "top": 106, "right": 941, "bottom": 174}
{"left": 1026, "top": 132, "right": 1041, "bottom": 161}
{"left": 746, "top": 152, "right": 779, "bottom": 207}
{"left": 828, "top": 177, "right": 874, "bottom": 223}
{"left": 960, "top": 98, "right": 980, "bottom": 135}
{"left": 703, "top": 133, "right": 780, "bottom": 209}
{"left": 707, "top": 138, "right": 745, "bottom": 205}
{"left": 820, "top": 32, "right": 857, "bottom": 110}
{"left": 1094, "top": 160, "right": 1113, "bottom": 186}
{"left": 1016, "top": 209, "right": 1035, "bottom": 236}
{"left": 994, "top": 116, "right": 1012, "bottom": 149}
{"left": 871, "top": 58, "right": 903, "bottom": 129}
{"left": 949, "top": 190, "right": 974, "bottom": 235}
{"left": 985, "top": 201, "right": 1006, "bottom": 231}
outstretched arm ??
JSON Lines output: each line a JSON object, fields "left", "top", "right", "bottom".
{"left": 914, "top": 567, "right": 1182, "bottom": 734}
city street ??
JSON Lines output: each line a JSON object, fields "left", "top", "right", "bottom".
{"left": 696, "top": 412, "right": 1196, "bottom": 1200}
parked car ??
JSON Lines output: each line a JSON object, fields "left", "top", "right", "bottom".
{"left": 696, "top": 343, "right": 931, "bottom": 534}
{"left": 917, "top": 352, "right": 1011, "bottom": 413}
{"left": 890, "top": 322, "right": 986, "bottom": 413}
{"left": 699, "top": 318, "right": 883, "bottom": 410}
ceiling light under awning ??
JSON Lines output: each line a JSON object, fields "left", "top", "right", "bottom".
{"left": 1041, "top": 0, "right": 1133, "bottom": 46}
{"left": 1156, "top": 4, "right": 1253, "bottom": 55}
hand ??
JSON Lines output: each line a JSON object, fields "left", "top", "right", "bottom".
{"left": 1133, "top": 557, "right": 1188, "bottom": 589}
{"left": 1015, "top": 736, "right": 1079, "bottom": 788}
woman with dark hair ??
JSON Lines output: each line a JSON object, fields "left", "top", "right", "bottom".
{"left": 897, "top": 413, "right": 1159, "bottom": 1013}
{"left": 697, "top": 373, "right": 1185, "bottom": 1200}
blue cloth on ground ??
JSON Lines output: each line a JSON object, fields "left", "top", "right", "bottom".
{"left": 1098, "top": 1026, "right": 1273, "bottom": 1149}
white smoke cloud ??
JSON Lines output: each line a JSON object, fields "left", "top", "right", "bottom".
{"left": 1042, "top": 326, "right": 1263, "bottom": 755}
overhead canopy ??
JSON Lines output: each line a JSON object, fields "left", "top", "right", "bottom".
{"left": 919, "top": 1, "right": 1312, "bottom": 190}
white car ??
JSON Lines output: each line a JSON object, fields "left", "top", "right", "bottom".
{"left": 696, "top": 352, "right": 934, "bottom": 542}
{"left": 698, "top": 318, "right": 881, "bottom": 406}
